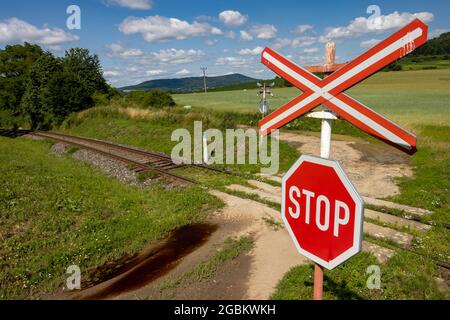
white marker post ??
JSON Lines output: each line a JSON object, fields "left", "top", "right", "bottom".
{"left": 307, "top": 110, "right": 338, "bottom": 159}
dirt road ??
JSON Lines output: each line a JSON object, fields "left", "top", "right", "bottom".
{"left": 278, "top": 131, "right": 413, "bottom": 198}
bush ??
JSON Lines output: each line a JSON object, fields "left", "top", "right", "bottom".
{"left": 92, "top": 92, "right": 110, "bottom": 106}
{"left": 384, "top": 61, "right": 403, "bottom": 72}
{"left": 126, "top": 90, "right": 175, "bottom": 109}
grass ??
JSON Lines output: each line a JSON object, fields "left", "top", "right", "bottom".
{"left": 59, "top": 106, "right": 299, "bottom": 181}
{"left": 262, "top": 216, "right": 283, "bottom": 231}
{"left": 272, "top": 251, "right": 448, "bottom": 300}
{"left": 0, "top": 137, "right": 222, "bottom": 299}
{"left": 399, "top": 55, "right": 450, "bottom": 71}
{"left": 158, "top": 236, "right": 254, "bottom": 291}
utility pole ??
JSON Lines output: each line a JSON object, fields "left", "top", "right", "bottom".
{"left": 200, "top": 67, "right": 207, "bottom": 93}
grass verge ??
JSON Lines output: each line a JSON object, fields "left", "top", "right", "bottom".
{"left": 0, "top": 136, "right": 222, "bottom": 299}
{"left": 272, "top": 251, "right": 448, "bottom": 300}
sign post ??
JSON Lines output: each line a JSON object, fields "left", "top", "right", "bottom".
{"left": 263, "top": 19, "right": 428, "bottom": 300}
{"left": 307, "top": 42, "right": 341, "bottom": 299}
{"left": 307, "top": 109, "right": 338, "bottom": 300}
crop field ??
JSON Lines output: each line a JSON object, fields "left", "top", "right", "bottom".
{"left": 174, "top": 69, "right": 450, "bottom": 128}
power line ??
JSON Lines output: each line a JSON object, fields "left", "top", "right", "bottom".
{"left": 200, "top": 67, "right": 207, "bottom": 93}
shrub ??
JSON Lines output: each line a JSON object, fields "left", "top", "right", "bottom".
{"left": 126, "top": 90, "right": 175, "bottom": 109}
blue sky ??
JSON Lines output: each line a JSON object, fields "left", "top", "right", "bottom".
{"left": 1, "top": 0, "right": 449, "bottom": 87}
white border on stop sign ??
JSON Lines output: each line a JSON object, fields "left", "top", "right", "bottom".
{"left": 281, "top": 154, "right": 364, "bottom": 270}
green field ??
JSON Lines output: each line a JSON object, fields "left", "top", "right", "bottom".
{"left": 174, "top": 69, "right": 450, "bottom": 128}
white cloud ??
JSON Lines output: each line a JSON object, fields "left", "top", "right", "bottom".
{"left": 320, "top": 11, "right": 434, "bottom": 42}
{"left": 106, "top": 0, "right": 153, "bottom": 10}
{"left": 239, "top": 30, "right": 253, "bottom": 41}
{"left": 360, "top": 38, "right": 381, "bottom": 48}
{"left": 237, "top": 46, "right": 264, "bottom": 56}
{"left": 146, "top": 69, "right": 165, "bottom": 76}
{"left": 195, "top": 15, "right": 213, "bottom": 22}
{"left": 104, "top": 70, "right": 122, "bottom": 77}
{"left": 175, "top": 68, "right": 191, "bottom": 76}
{"left": 119, "top": 15, "right": 223, "bottom": 42}
{"left": 292, "top": 36, "right": 317, "bottom": 47}
{"left": 216, "top": 56, "right": 247, "bottom": 67}
{"left": 293, "top": 24, "right": 313, "bottom": 35}
{"left": 430, "top": 28, "right": 450, "bottom": 38}
{"left": 108, "top": 43, "right": 144, "bottom": 58}
{"left": 0, "top": 17, "right": 79, "bottom": 46}
{"left": 272, "top": 38, "right": 292, "bottom": 49}
{"left": 249, "top": 24, "right": 277, "bottom": 40}
{"left": 150, "top": 48, "right": 205, "bottom": 64}
{"left": 298, "top": 55, "right": 322, "bottom": 65}
{"left": 219, "top": 10, "right": 248, "bottom": 27}
{"left": 304, "top": 47, "right": 319, "bottom": 53}
{"left": 205, "top": 39, "right": 218, "bottom": 45}
{"left": 225, "top": 31, "right": 236, "bottom": 39}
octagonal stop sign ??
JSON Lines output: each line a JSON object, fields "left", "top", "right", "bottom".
{"left": 282, "top": 155, "right": 364, "bottom": 270}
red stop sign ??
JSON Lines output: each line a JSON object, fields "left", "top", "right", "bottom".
{"left": 282, "top": 155, "right": 364, "bottom": 270}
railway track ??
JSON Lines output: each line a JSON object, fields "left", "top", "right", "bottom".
{"left": 32, "top": 131, "right": 228, "bottom": 185}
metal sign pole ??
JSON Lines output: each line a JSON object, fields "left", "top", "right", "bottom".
{"left": 307, "top": 109, "right": 337, "bottom": 300}
{"left": 308, "top": 42, "right": 338, "bottom": 300}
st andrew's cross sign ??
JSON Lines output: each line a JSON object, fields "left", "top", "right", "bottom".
{"left": 258, "top": 19, "right": 428, "bottom": 154}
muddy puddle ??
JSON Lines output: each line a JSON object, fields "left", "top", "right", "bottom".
{"left": 73, "top": 223, "right": 218, "bottom": 300}
{"left": 351, "top": 142, "right": 410, "bottom": 164}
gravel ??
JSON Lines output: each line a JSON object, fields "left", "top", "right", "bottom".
{"left": 72, "top": 148, "right": 141, "bottom": 186}
{"left": 46, "top": 142, "right": 183, "bottom": 189}
{"left": 22, "top": 133, "right": 44, "bottom": 141}
{"left": 50, "top": 142, "right": 70, "bottom": 156}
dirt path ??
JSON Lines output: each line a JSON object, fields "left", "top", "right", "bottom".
{"left": 278, "top": 131, "right": 413, "bottom": 198}
{"left": 64, "top": 190, "right": 305, "bottom": 300}
{"left": 208, "top": 191, "right": 306, "bottom": 300}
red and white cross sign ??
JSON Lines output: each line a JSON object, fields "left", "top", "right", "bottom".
{"left": 259, "top": 19, "right": 428, "bottom": 154}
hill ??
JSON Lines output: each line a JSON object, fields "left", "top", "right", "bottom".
{"left": 120, "top": 73, "right": 259, "bottom": 93}
{"left": 412, "top": 31, "right": 450, "bottom": 56}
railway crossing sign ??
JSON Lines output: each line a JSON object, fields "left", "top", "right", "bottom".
{"left": 259, "top": 19, "right": 428, "bottom": 154}
{"left": 282, "top": 155, "right": 364, "bottom": 270}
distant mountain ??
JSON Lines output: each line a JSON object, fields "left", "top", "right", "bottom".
{"left": 412, "top": 31, "right": 450, "bottom": 56}
{"left": 120, "top": 73, "right": 259, "bottom": 93}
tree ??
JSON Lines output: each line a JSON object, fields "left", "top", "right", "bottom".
{"left": 2, "top": 44, "right": 109, "bottom": 129}
{"left": 0, "top": 43, "right": 43, "bottom": 114}
{"left": 63, "top": 48, "right": 108, "bottom": 95}
{"left": 40, "top": 71, "right": 93, "bottom": 125}
{"left": 412, "top": 31, "right": 450, "bottom": 56}
{"left": 21, "top": 52, "right": 62, "bottom": 129}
